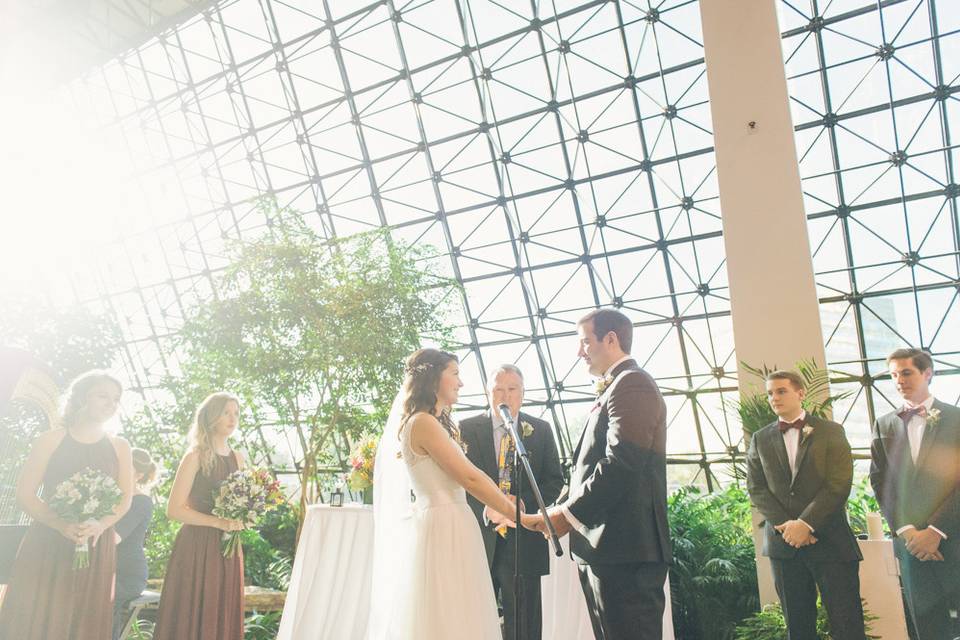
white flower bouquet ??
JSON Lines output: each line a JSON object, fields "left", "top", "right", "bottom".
{"left": 48, "top": 467, "right": 122, "bottom": 569}
{"left": 211, "top": 468, "right": 284, "bottom": 558}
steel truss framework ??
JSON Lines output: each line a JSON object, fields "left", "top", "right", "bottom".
{"left": 63, "top": 0, "right": 957, "bottom": 486}
{"left": 780, "top": 0, "right": 960, "bottom": 452}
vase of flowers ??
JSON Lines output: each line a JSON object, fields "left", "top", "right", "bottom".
{"left": 349, "top": 436, "right": 377, "bottom": 504}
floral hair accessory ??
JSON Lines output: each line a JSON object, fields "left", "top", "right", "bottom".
{"left": 405, "top": 362, "right": 434, "bottom": 376}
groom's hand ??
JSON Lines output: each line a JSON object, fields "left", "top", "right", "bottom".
{"left": 527, "top": 506, "right": 572, "bottom": 538}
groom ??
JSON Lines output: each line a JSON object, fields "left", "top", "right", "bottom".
{"left": 530, "top": 308, "right": 671, "bottom": 640}
{"left": 461, "top": 364, "right": 564, "bottom": 640}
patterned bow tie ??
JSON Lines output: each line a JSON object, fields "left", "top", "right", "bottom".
{"left": 898, "top": 406, "right": 925, "bottom": 422}
{"left": 778, "top": 418, "right": 804, "bottom": 433}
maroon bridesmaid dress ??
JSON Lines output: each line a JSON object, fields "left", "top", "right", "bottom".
{"left": 152, "top": 451, "right": 244, "bottom": 640}
{"left": 0, "top": 431, "right": 119, "bottom": 640}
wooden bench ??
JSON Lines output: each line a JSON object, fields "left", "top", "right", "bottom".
{"left": 143, "top": 579, "right": 286, "bottom": 612}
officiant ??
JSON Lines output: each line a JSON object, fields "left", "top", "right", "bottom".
{"left": 461, "top": 364, "right": 565, "bottom": 640}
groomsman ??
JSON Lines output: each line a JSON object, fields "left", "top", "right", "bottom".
{"left": 529, "top": 308, "right": 671, "bottom": 640}
{"left": 746, "top": 370, "right": 865, "bottom": 640}
{"left": 870, "top": 348, "right": 960, "bottom": 640}
{"left": 461, "top": 364, "right": 564, "bottom": 640}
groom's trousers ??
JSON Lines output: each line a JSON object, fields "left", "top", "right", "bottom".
{"left": 492, "top": 536, "right": 542, "bottom": 640}
{"left": 577, "top": 561, "right": 668, "bottom": 640}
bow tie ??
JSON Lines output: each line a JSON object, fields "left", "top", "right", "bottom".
{"left": 898, "top": 406, "right": 926, "bottom": 422}
{"left": 778, "top": 418, "right": 804, "bottom": 433}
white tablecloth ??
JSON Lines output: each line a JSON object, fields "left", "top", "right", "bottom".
{"left": 278, "top": 504, "right": 674, "bottom": 639}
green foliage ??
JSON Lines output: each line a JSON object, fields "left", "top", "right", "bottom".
{"left": 845, "top": 477, "right": 884, "bottom": 537}
{"left": 145, "top": 506, "right": 181, "bottom": 579}
{"left": 0, "top": 293, "right": 120, "bottom": 384}
{"left": 244, "top": 611, "right": 283, "bottom": 640}
{"left": 0, "top": 294, "right": 120, "bottom": 522}
{"left": 733, "top": 601, "right": 879, "bottom": 639}
{"left": 732, "top": 359, "right": 852, "bottom": 436}
{"left": 126, "top": 618, "right": 154, "bottom": 640}
{"left": 668, "top": 486, "right": 759, "bottom": 640}
{"left": 169, "top": 199, "right": 457, "bottom": 508}
{"left": 242, "top": 529, "right": 293, "bottom": 591}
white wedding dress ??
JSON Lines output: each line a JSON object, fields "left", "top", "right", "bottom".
{"left": 391, "top": 420, "right": 501, "bottom": 639}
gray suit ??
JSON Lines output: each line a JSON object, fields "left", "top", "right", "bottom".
{"left": 871, "top": 400, "right": 960, "bottom": 639}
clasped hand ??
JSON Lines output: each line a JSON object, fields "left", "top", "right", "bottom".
{"left": 484, "top": 495, "right": 526, "bottom": 529}
{"left": 520, "top": 506, "right": 571, "bottom": 538}
{"left": 59, "top": 520, "right": 108, "bottom": 547}
{"left": 775, "top": 520, "right": 818, "bottom": 548}
{"left": 902, "top": 527, "right": 944, "bottom": 561}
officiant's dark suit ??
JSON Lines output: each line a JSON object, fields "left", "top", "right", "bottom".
{"left": 871, "top": 390, "right": 960, "bottom": 639}
{"left": 564, "top": 357, "right": 671, "bottom": 640}
{"left": 462, "top": 409, "right": 564, "bottom": 640}
{"left": 746, "top": 411, "right": 865, "bottom": 640}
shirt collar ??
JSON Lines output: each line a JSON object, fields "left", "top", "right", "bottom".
{"left": 903, "top": 395, "right": 935, "bottom": 411}
{"left": 779, "top": 409, "right": 807, "bottom": 425}
{"left": 603, "top": 355, "right": 632, "bottom": 379}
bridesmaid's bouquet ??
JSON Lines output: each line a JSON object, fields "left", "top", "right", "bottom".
{"left": 347, "top": 436, "right": 377, "bottom": 491}
{"left": 211, "top": 468, "right": 284, "bottom": 558}
{"left": 48, "top": 467, "right": 123, "bottom": 569}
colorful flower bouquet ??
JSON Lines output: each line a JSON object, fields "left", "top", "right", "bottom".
{"left": 348, "top": 436, "right": 377, "bottom": 500}
{"left": 212, "top": 467, "right": 284, "bottom": 558}
{"left": 48, "top": 467, "right": 123, "bottom": 569}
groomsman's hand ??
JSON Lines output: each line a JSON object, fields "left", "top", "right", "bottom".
{"left": 904, "top": 527, "right": 945, "bottom": 561}
{"left": 775, "top": 520, "right": 817, "bottom": 548}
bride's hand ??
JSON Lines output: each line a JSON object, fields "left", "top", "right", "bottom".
{"left": 520, "top": 513, "right": 544, "bottom": 532}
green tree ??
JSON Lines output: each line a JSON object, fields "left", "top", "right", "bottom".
{"left": 169, "top": 201, "right": 457, "bottom": 524}
{"left": 0, "top": 294, "right": 120, "bottom": 522}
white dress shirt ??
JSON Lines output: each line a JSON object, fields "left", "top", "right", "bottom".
{"left": 781, "top": 410, "right": 806, "bottom": 478}
{"left": 894, "top": 395, "right": 946, "bottom": 539}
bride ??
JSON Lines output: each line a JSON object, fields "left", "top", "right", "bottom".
{"left": 368, "top": 348, "right": 525, "bottom": 639}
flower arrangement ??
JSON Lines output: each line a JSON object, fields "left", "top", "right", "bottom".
{"left": 926, "top": 407, "right": 942, "bottom": 428}
{"left": 594, "top": 375, "right": 614, "bottom": 397}
{"left": 521, "top": 420, "right": 534, "bottom": 438}
{"left": 348, "top": 436, "right": 378, "bottom": 491}
{"left": 48, "top": 467, "right": 123, "bottom": 569}
{"left": 212, "top": 468, "right": 285, "bottom": 558}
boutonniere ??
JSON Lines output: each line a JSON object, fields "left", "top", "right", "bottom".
{"left": 594, "top": 375, "right": 614, "bottom": 397}
{"left": 521, "top": 420, "right": 534, "bottom": 438}
{"left": 800, "top": 425, "right": 814, "bottom": 443}
{"left": 926, "top": 407, "right": 942, "bottom": 428}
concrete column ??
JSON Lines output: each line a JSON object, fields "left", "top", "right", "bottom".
{"left": 700, "top": 0, "right": 827, "bottom": 605}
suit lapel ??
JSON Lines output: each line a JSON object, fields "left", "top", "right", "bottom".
{"left": 473, "top": 412, "right": 499, "bottom": 480}
{"left": 913, "top": 400, "right": 945, "bottom": 472}
{"left": 767, "top": 425, "right": 792, "bottom": 484}
{"left": 790, "top": 416, "right": 815, "bottom": 487}
{"left": 572, "top": 359, "right": 638, "bottom": 465}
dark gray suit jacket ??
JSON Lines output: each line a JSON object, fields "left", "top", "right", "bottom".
{"left": 461, "top": 410, "right": 564, "bottom": 576}
{"left": 565, "top": 359, "right": 671, "bottom": 566}
{"left": 746, "top": 414, "right": 861, "bottom": 561}
{"left": 870, "top": 399, "right": 960, "bottom": 560}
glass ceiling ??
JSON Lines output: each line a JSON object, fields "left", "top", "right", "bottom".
{"left": 20, "top": 0, "right": 955, "bottom": 488}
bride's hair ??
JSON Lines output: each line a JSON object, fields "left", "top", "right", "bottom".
{"left": 399, "top": 348, "right": 463, "bottom": 447}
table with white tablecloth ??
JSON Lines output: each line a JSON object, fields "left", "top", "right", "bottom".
{"left": 277, "top": 504, "right": 675, "bottom": 640}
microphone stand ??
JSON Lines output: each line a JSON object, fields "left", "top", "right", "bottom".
{"left": 497, "top": 404, "right": 563, "bottom": 640}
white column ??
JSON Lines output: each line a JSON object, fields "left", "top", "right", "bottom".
{"left": 700, "top": 0, "right": 827, "bottom": 605}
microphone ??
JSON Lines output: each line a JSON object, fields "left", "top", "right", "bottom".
{"left": 497, "top": 403, "right": 514, "bottom": 428}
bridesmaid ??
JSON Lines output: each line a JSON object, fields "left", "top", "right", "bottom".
{"left": 152, "top": 392, "right": 246, "bottom": 640}
{"left": 0, "top": 370, "right": 134, "bottom": 640}
{"left": 111, "top": 448, "right": 158, "bottom": 640}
